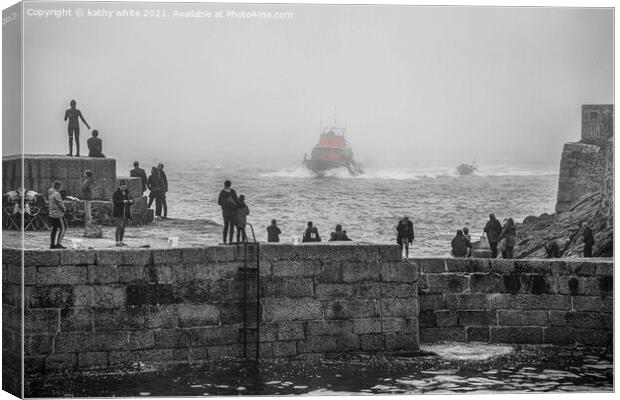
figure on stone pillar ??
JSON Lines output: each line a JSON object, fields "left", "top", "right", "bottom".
{"left": 64, "top": 99, "right": 90, "bottom": 156}
{"left": 87, "top": 130, "right": 105, "bottom": 158}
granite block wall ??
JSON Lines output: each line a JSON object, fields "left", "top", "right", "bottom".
{"left": 6, "top": 243, "right": 417, "bottom": 377}
{"left": 416, "top": 257, "right": 613, "bottom": 346}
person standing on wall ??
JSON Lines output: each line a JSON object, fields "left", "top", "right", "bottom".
{"left": 48, "top": 181, "right": 67, "bottom": 249}
{"left": 396, "top": 216, "right": 415, "bottom": 260}
{"left": 112, "top": 180, "right": 134, "bottom": 247}
{"left": 64, "top": 99, "right": 90, "bottom": 157}
{"left": 267, "top": 219, "right": 281, "bottom": 242}
{"left": 130, "top": 161, "right": 148, "bottom": 195}
{"left": 499, "top": 218, "right": 517, "bottom": 259}
{"left": 80, "top": 170, "right": 95, "bottom": 225}
{"left": 157, "top": 163, "right": 168, "bottom": 218}
{"left": 483, "top": 213, "right": 503, "bottom": 258}
{"left": 217, "top": 180, "right": 238, "bottom": 244}
{"left": 583, "top": 222, "right": 595, "bottom": 257}
{"left": 147, "top": 166, "right": 163, "bottom": 218}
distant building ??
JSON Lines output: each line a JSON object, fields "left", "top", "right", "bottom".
{"left": 581, "top": 104, "right": 613, "bottom": 144}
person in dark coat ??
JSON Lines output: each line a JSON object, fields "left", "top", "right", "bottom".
{"left": 396, "top": 216, "right": 415, "bottom": 260}
{"left": 483, "top": 213, "right": 503, "bottom": 258}
{"left": 499, "top": 218, "right": 517, "bottom": 259}
{"left": 329, "top": 224, "right": 351, "bottom": 241}
{"left": 451, "top": 229, "right": 472, "bottom": 258}
{"left": 112, "top": 180, "right": 134, "bottom": 246}
{"left": 302, "top": 221, "right": 321, "bottom": 242}
{"left": 583, "top": 222, "right": 594, "bottom": 257}
{"left": 147, "top": 166, "right": 163, "bottom": 217}
{"left": 267, "top": 219, "right": 281, "bottom": 242}
{"left": 236, "top": 195, "right": 249, "bottom": 243}
{"left": 80, "top": 170, "right": 95, "bottom": 225}
{"left": 217, "top": 180, "right": 238, "bottom": 244}
{"left": 130, "top": 161, "right": 148, "bottom": 195}
{"left": 157, "top": 163, "right": 168, "bottom": 218}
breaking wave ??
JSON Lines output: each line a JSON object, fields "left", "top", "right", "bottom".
{"left": 258, "top": 164, "right": 557, "bottom": 180}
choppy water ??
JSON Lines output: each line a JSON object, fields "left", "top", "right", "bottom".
{"left": 25, "top": 344, "right": 612, "bottom": 396}
{"left": 118, "top": 157, "right": 558, "bottom": 256}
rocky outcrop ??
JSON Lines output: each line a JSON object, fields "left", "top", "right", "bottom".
{"left": 515, "top": 140, "right": 613, "bottom": 258}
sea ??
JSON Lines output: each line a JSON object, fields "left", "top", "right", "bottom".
{"left": 117, "top": 157, "right": 559, "bottom": 257}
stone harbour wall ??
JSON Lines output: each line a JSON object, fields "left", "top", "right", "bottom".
{"left": 6, "top": 243, "right": 418, "bottom": 376}
{"left": 416, "top": 257, "right": 613, "bottom": 346}
{"left": 2, "top": 249, "right": 23, "bottom": 397}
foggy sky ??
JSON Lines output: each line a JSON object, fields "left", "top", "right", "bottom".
{"left": 6, "top": 2, "right": 614, "bottom": 166}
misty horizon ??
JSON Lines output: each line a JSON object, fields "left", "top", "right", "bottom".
{"left": 3, "top": 2, "right": 613, "bottom": 167}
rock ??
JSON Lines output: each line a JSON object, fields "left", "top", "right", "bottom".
{"left": 515, "top": 140, "right": 613, "bottom": 258}
{"left": 84, "top": 224, "right": 103, "bottom": 238}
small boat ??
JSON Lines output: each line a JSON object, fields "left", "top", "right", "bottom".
{"left": 302, "top": 125, "right": 363, "bottom": 176}
{"left": 456, "top": 162, "right": 478, "bottom": 176}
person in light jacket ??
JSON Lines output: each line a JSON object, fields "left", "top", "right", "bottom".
{"left": 48, "top": 181, "right": 67, "bottom": 249}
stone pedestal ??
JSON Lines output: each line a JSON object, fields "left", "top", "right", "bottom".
{"left": 3, "top": 154, "right": 151, "bottom": 226}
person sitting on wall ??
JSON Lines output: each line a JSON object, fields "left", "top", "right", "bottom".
{"left": 451, "top": 229, "right": 472, "bottom": 258}
{"left": 87, "top": 130, "right": 105, "bottom": 158}
{"left": 302, "top": 221, "right": 321, "bottom": 242}
{"left": 267, "top": 219, "right": 281, "bottom": 242}
{"left": 545, "top": 238, "right": 570, "bottom": 258}
{"left": 329, "top": 224, "right": 351, "bottom": 241}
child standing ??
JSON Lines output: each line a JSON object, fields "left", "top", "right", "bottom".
{"left": 236, "top": 194, "right": 249, "bottom": 243}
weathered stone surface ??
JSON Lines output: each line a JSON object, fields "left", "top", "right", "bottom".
{"left": 87, "top": 265, "right": 118, "bottom": 284}
{"left": 24, "top": 250, "right": 60, "bottom": 267}
{"left": 60, "top": 308, "right": 92, "bottom": 332}
{"left": 122, "top": 250, "right": 152, "bottom": 267}
{"left": 418, "top": 258, "right": 446, "bottom": 273}
{"left": 380, "top": 283, "right": 417, "bottom": 298}
{"left": 297, "top": 334, "right": 360, "bottom": 353}
{"left": 426, "top": 274, "right": 469, "bottom": 294}
{"left": 77, "top": 352, "right": 109, "bottom": 368}
{"left": 498, "top": 310, "right": 548, "bottom": 326}
{"left": 36, "top": 265, "right": 88, "bottom": 285}
{"left": 95, "top": 250, "right": 123, "bottom": 266}
{"left": 573, "top": 296, "right": 613, "bottom": 312}
{"left": 324, "top": 299, "right": 379, "bottom": 320}
{"left": 466, "top": 327, "right": 490, "bottom": 341}
{"left": 435, "top": 310, "right": 457, "bottom": 327}
{"left": 25, "top": 286, "right": 74, "bottom": 308}
{"left": 446, "top": 258, "right": 491, "bottom": 273}
{"left": 187, "top": 326, "right": 239, "bottom": 346}
{"left": 25, "top": 309, "right": 59, "bottom": 334}
{"left": 109, "top": 349, "right": 174, "bottom": 365}
{"left": 24, "top": 335, "right": 53, "bottom": 356}
{"left": 60, "top": 250, "right": 96, "bottom": 266}
{"left": 457, "top": 310, "right": 496, "bottom": 326}
{"left": 272, "top": 341, "right": 297, "bottom": 357}
{"left": 128, "top": 331, "right": 155, "bottom": 350}
{"left": 177, "top": 304, "right": 219, "bottom": 327}
{"left": 341, "top": 262, "right": 381, "bottom": 282}
{"left": 381, "top": 262, "right": 418, "bottom": 282}
{"left": 490, "top": 327, "right": 543, "bottom": 343}
{"left": 152, "top": 249, "right": 183, "bottom": 265}
{"left": 419, "top": 327, "right": 465, "bottom": 343}
{"left": 360, "top": 333, "right": 385, "bottom": 350}
{"left": 264, "top": 277, "right": 314, "bottom": 298}
{"left": 489, "top": 294, "right": 571, "bottom": 310}
{"left": 90, "top": 285, "right": 126, "bottom": 308}
{"left": 275, "top": 322, "right": 305, "bottom": 340}
{"left": 45, "top": 353, "right": 76, "bottom": 371}
{"left": 444, "top": 293, "right": 489, "bottom": 309}
{"left": 307, "top": 320, "right": 354, "bottom": 336}
{"left": 154, "top": 329, "right": 191, "bottom": 349}
{"left": 419, "top": 294, "right": 444, "bottom": 310}
{"left": 262, "top": 298, "right": 323, "bottom": 322}
{"left": 469, "top": 273, "right": 504, "bottom": 293}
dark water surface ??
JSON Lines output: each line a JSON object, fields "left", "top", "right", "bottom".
{"left": 26, "top": 344, "right": 612, "bottom": 397}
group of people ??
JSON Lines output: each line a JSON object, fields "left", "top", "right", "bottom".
{"left": 130, "top": 162, "right": 169, "bottom": 219}
{"left": 217, "top": 180, "right": 354, "bottom": 245}
{"left": 64, "top": 100, "right": 104, "bottom": 158}
{"left": 449, "top": 214, "right": 518, "bottom": 259}
{"left": 50, "top": 177, "right": 134, "bottom": 249}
